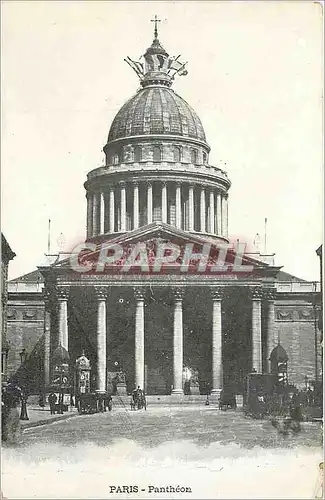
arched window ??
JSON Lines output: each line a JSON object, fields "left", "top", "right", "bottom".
{"left": 202, "top": 152, "right": 207, "bottom": 164}
{"left": 134, "top": 145, "right": 142, "bottom": 163}
{"left": 191, "top": 149, "right": 198, "bottom": 164}
{"left": 153, "top": 145, "right": 162, "bottom": 162}
{"left": 173, "top": 146, "right": 181, "bottom": 162}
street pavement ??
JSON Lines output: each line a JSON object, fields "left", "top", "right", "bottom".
{"left": 21, "top": 404, "right": 322, "bottom": 449}
{"left": 2, "top": 405, "right": 323, "bottom": 499}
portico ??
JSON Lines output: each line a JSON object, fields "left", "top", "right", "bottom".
{"left": 43, "top": 259, "right": 277, "bottom": 397}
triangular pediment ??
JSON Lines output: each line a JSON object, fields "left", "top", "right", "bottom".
{"left": 43, "top": 222, "right": 281, "bottom": 279}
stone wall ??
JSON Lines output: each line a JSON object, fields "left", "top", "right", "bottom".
{"left": 274, "top": 300, "right": 322, "bottom": 388}
{"left": 6, "top": 298, "right": 45, "bottom": 380}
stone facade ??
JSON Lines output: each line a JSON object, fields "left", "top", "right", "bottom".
{"left": 4, "top": 28, "right": 322, "bottom": 396}
{"left": 1, "top": 234, "right": 16, "bottom": 380}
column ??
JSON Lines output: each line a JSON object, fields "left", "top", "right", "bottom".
{"left": 133, "top": 182, "right": 139, "bottom": 230}
{"left": 92, "top": 192, "right": 99, "bottom": 236}
{"left": 147, "top": 182, "right": 153, "bottom": 224}
{"left": 175, "top": 183, "right": 182, "bottom": 229}
{"left": 200, "top": 187, "right": 206, "bottom": 233}
{"left": 209, "top": 190, "right": 215, "bottom": 234}
{"left": 120, "top": 182, "right": 126, "bottom": 232}
{"left": 100, "top": 191, "right": 105, "bottom": 234}
{"left": 210, "top": 288, "right": 224, "bottom": 394}
{"left": 57, "top": 287, "right": 69, "bottom": 351}
{"left": 134, "top": 288, "right": 145, "bottom": 389}
{"left": 224, "top": 194, "right": 229, "bottom": 238}
{"left": 95, "top": 287, "right": 109, "bottom": 393}
{"left": 109, "top": 187, "right": 115, "bottom": 233}
{"left": 43, "top": 291, "right": 52, "bottom": 387}
{"left": 216, "top": 192, "right": 222, "bottom": 235}
{"left": 161, "top": 182, "right": 167, "bottom": 223}
{"left": 188, "top": 184, "right": 194, "bottom": 231}
{"left": 265, "top": 289, "right": 277, "bottom": 372}
{"left": 172, "top": 288, "right": 184, "bottom": 394}
{"left": 221, "top": 194, "right": 227, "bottom": 237}
{"left": 251, "top": 287, "right": 263, "bottom": 373}
{"left": 86, "top": 193, "right": 93, "bottom": 238}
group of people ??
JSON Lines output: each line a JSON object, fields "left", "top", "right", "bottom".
{"left": 131, "top": 386, "right": 146, "bottom": 410}
{"left": 1, "top": 382, "right": 28, "bottom": 444}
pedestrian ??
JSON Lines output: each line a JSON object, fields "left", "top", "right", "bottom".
{"left": 48, "top": 392, "right": 57, "bottom": 415}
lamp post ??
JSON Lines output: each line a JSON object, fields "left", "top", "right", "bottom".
{"left": 19, "top": 349, "right": 27, "bottom": 365}
{"left": 1, "top": 341, "right": 10, "bottom": 382}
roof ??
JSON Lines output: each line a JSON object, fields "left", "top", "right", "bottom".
{"left": 1, "top": 234, "right": 16, "bottom": 262}
{"left": 9, "top": 269, "right": 44, "bottom": 283}
{"left": 269, "top": 344, "right": 289, "bottom": 362}
{"left": 107, "top": 87, "right": 206, "bottom": 143}
{"left": 275, "top": 270, "right": 305, "bottom": 282}
{"left": 53, "top": 345, "right": 70, "bottom": 363}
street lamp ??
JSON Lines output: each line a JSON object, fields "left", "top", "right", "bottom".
{"left": 1, "top": 341, "right": 10, "bottom": 381}
{"left": 19, "top": 349, "right": 28, "bottom": 364}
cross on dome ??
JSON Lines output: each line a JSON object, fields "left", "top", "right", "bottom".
{"left": 151, "top": 15, "right": 161, "bottom": 39}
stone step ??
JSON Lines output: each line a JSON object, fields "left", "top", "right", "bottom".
{"left": 112, "top": 395, "right": 211, "bottom": 406}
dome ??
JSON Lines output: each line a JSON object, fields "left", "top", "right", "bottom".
{"left": 107, "top": 87, "right": 207, "bottom": 143}
{"left": 52, "top": 344, "right": 70, "bottom": 363}
{"left": 269, "top": 344, "right": 288, "bottom": 362}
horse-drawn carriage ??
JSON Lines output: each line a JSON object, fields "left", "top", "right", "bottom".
{"left": 218, "top": 389, "right": 237, "bottom": 410}
{"left": 77, "top": 392, "right": 112, "bottom": 414}
{"left": 130, "top": 389, "right": 147, "bottom": 410}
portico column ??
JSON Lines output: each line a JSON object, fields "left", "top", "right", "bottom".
{"left": 43, "top": 290, "right": 52, "bottom": 387}
{"left": 86, "top": 193, "right": 93, "bottom": 238}
{"left": 109, "top": 187, "right": 115, "bottom": 233}
{"left": 221, "top": 194, "right": 227, "bottom": 237}
{"left": 147, "top": 182, "right": 153, "bottom": 224}
{"left": 188, "top": 184, "right": 194, "bottom": 231}
{"left": 100, "top": 191, "right": 105, "bottom": 234}
{"left": 216, "top": 192, "right": 222, "bottom": 235}
{"left": 133, "top": 182, "right": 139, "bottom": 229}
{"left": 200, "top": 187, "right": 206, "bottom": 233}
{"left": 209, "top": 190, "right": 215, "bottom": 234}
{"left": 57, "top": 287, "right": 69, "bottom": 351}
{"left": 95, "top": 287, "right": 109, "bottom": 393}
{"left": 92, "top": 191, "right": 99, "bottom": 236}
{"left": 175, "top": 182, "right": 182, "bottom": 229}
{"left": 134, "top": 288, "right": 145, "bottom": 389}
{"left": 265, "top": 289, "right": 277, "bottom": 372}
{"left": 161, "top": 182, "right": 167, "bottom": 223}
{"left": 251, "top": 287, "right": 263, "bottom": 373}
{"left": 210, "top": 288, "right": 224, "bottom": 395}
{"left": 172, "top": 288, "right": 184, "bottom": 394}
{"left": 224, "top": 194, "right": 229, "bottom": 238}
{"left": 120, "top": 182, "right": 126, "bottom": 232}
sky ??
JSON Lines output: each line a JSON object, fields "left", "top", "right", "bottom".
{"left": 1, "top": 0, "right": 323, "bottom": 281}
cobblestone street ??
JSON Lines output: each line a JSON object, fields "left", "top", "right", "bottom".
{"left": 2, "top": 406, "right": 323, "bottom": 499}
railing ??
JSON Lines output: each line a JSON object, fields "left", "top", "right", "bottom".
{"left": 8, "top": 282, "right": 44, "bottom": 293}
{"left": 276, "top": 282, "right": 320, "bottom": 293}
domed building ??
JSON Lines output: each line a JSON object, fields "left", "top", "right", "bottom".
{"left": 6, "top": 21, "right": 322, "bottom": 398}
{"left": 84, "top": 29, "right": 230, "bottom": 242}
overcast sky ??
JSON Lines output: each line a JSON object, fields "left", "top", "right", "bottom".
{"left": 1, "top": 1, "right": 323, "bottom": 280}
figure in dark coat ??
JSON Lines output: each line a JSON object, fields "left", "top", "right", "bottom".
{"left": 48, "top": 392, "right": 57, "bottom": 415}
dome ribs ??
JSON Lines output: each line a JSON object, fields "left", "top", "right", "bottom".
{"left": 143, "top": 88, "right": 155, "bottom": 134}
{"left": 149, "top": 89, "right": 163, "bottom": 134}
{"left": 131, "top": 90, "right": 148, "bottom": 136}
{"left": 106, "top": 87, "right": 207, "bottom": 143}
{"left": 164, "top": 89, "right": 182, "bottom": 135}
{"left": 159, "top": 88, "right": 171, "bottom": 133}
